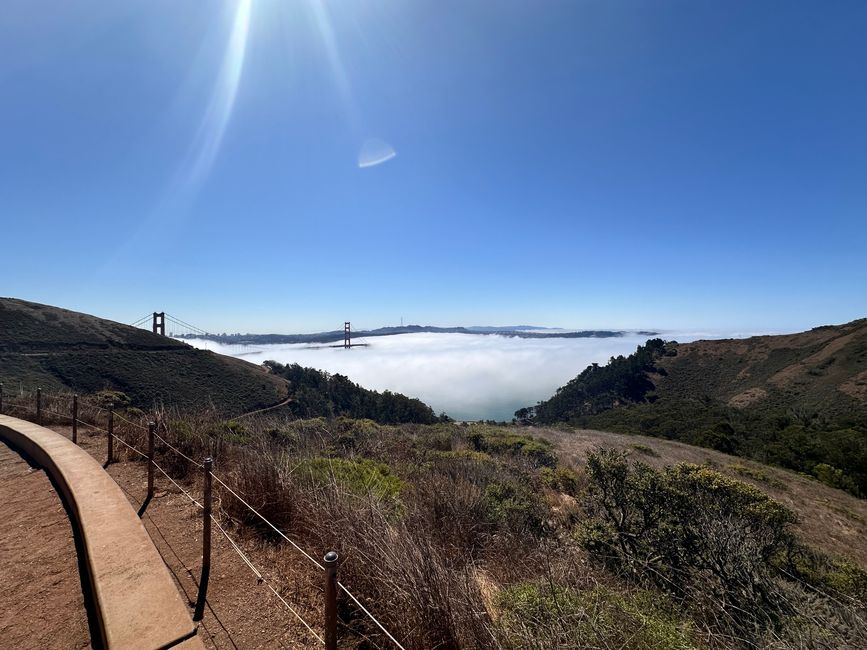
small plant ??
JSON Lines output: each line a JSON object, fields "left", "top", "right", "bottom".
{"left": 540, "top": 466, "right": 582, "bottom": 496}
{"left": 92, "top": 389, "right": 131, "bottom": 408}
{"left": 466, "top": 427, "right": 558, "bottom": 467}
{"left": 729, "top": 463, "right": 787, "bottom": 489}
{"left": 295, "top": 457, "right": 404, "bottom": 503}
{"left": 483, "top": 480, "right": 547, "bottom": 535}
{"left": 496, "top": 582, "right": 697, "bottom": 649}
{"left": 628, "top": 443, "right": 659, "bottom": 457}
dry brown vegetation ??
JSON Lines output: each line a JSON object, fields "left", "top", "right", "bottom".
{"left": 6, "top": 392, "right": 867, "bottom": 649}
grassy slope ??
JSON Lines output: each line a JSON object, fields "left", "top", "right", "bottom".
{"left": 655, "top": 318, "right": 867, "bottom": 416}
{"left": 534, "top": 424, "right": 867, "bottom": 566}
{"left": 0, "top": 298, "right": 288, "bottom": 414}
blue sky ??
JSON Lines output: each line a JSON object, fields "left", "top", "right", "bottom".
{"left": 1, "top": 0, "right": 865, "bottom": 334}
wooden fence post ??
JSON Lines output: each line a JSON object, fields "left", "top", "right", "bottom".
{"left": 193, "top": 457, "right": 213, "bottom": 621}
{"left": 0, "top": 382, "right": 4, "bottom": 414}
{"left": 324, "top": 550, "right": 339, "bottom": 650}
{"left": 36, "top": 388, "right": 42, "bottom": 425}
{"left": 147, "top": 422, "right": 155, "bottom": 501}
{"left": 72, "top": 395, "right": 78, "bottom": 444}
{"left": 106, "top": 403, "right": 114, "bottom": 465}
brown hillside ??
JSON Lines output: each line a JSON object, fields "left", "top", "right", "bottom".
{"left": 0, "top": 298, "right": 288, "bottom": 415}
{"left": 655, "top": 318, "right": 867, "bottom": 415}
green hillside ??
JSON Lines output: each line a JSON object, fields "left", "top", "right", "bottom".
{"left": 0, "top": 298, "right": 288, "bottom": 415}
{"left": 518, "top": 319, "right": 867, "bottom": 495}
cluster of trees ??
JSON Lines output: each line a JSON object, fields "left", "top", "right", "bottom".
{"left": 265, "top": 361, "right": 445, "bottom": 425}
{"left": 515, "top": 338, "right": 669, "bottom": 423}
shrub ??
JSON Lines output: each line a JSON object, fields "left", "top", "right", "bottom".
{"left": 295, "top": 457, "right": 403, "bottom": 503}
{"left": 483, "top": 481, "right": 547, "bottom": 535}
{"left": 779, "top": 547, "right": 867, "bottom": 602}
{"left": 540, "top": 466, "right": 582, "bottom": 496}
{"left": 496, "top": 582, "right": 697, "bottom": 649}
{"left": 92, "top": 389, "right": 131, "bottom": 408}
{"left": 628, "top": 443, "right": 659, "bottom": 457}
{"left": 580, "top": 448, "right": 796, "bottom": 634}
{"left": 466, "top": 427, "right": 557, "bottom": 468}
{"left": 728, "top": 463, "right": 787, "bottom": 489}
{"left": 812, "top": 463, "right": 860, "bottom": 494}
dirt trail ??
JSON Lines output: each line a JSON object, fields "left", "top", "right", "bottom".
{"left": 0, "top": 441, "right": 90, "bottom": 649}
{"left": 56, "top": 424, "right": 323, "bottom": 649}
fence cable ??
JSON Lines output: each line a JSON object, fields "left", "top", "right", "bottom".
{"left": 113, "top": 411, "right": 148, "bottom": 431}
{"left": 210, "top": 473, "right": 405, "bottom": 649}
{"left": 152, "top": 461, "right": 204, "bottom": 509}
{"left": 210, "top": 474, "right": 324, "bottom": 571}
{"left": 5, "top": 392, "right": 406, "bottom": 649}
{"left": 211, "top": 515, "right": 325, "bottom": 645}
{"left": 154, "top": 431, "right": 205, "bottom": 469}
{"left": 111, "top": 433, "right": 149, "bottom": 461}
{"left": 337, "top": 582, "right": 405, "bottom": 650}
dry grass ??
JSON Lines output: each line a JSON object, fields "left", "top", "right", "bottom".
{"left": 5, "top": 396, "right": 867, "bottom": 649}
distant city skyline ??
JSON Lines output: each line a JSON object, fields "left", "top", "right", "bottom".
{"left": 2, "top": 1, "right": 865, "bottom": 333}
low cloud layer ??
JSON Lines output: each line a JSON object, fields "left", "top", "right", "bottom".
{"left": 188, "top": 331, "right": 721, "bottom": 421}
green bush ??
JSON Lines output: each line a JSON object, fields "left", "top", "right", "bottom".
{"left": 728, "top": 463, "right": 787, "bottom": 489}
{"left": 219, "top": 419, "right": 251, "bottom": 445}
{"left": 496, "top": 582, "right": 697, "bottom": 649}
{"left": 540, "top": 466, "right": 582, "bottom": 496}
{"left": 296, "top": 457, "right": 403, "bottom": 503}
{"left": 466, "top": 427, "right": 557, "bottom": 467}
{"left": 628, "top": 443, "right": 659, "bottom": 457}
{"left": 580, "top": 448, "right": 796, "bottom": 634}
{"left": 482, "top": 481, "right": 547, "bottom": 535}
{"left": 92, "top": 389, "right": 131, "bottom": 408}
{"left": 779, "top": 548, "right": 867, "bottom": 602}
{"left": 812, "top": 463, "right": 860, "bottom": 494}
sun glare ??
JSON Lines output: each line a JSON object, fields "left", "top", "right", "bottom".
{"left": 183, "top": 0, "right": 252, "bottom": 188}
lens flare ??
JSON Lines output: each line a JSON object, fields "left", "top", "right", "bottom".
{"left": 184, "top": 0, "right": 252, "bottom": 188}
{"left": 358, "top": 138, "right": 397, "bottom": 168}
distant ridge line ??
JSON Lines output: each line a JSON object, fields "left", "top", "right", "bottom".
{"left": 176, "top": 325, "right": 658, "bottom": 346}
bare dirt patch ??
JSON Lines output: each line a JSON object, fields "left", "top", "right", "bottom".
{"left": 727, "top": 386, "right": 768, "bottom": 408}
{"left": 0, "top": 441, "right": 90, "bottom": 649}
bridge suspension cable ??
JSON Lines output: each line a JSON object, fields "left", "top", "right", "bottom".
{"left": 164, "top": 313, "right": 209, "bottom": 338}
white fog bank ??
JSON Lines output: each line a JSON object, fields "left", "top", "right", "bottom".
{"left": 184, "top": 331, "right": 745, "bottom": 421}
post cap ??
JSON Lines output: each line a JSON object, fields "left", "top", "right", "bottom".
{"left": 324, "top": 550, "right": 338, "bottom": 564}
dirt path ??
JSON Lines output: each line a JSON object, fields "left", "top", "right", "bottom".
{"left": 59, "top": 424, "right": 324, "bottom": 649}
{"left": 0, "top": 441, "right": 90, "bottom": 649}
{"left": 234, "top": 395, "right": 294, "bottom": 420}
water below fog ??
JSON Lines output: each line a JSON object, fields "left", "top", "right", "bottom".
{"left": 183, "top": 331, "right": 740, "bottom": 421}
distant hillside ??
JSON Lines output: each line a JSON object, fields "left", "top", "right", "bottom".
{"left": 177, "top": 325, "right": 639, "bottom": 346}
{"left": 518, "top": 320, "right": 867, "bottom": 495}
{"left": 0, "top": 299, "right": 445, "bottom": 424}
{"left": 0, "top": 298, "right": 288, "bottom": 414}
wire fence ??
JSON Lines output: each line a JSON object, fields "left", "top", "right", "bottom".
{"left": 0, "top": 385, "right": 405, "bottom": 650}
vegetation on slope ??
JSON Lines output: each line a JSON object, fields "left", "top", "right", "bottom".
{"left": 52, "top": 404, "right": 866, "bottom": 650}
{"left": 264, "top": 361, "right": 444, "bottom": 424}
{"left": 518, "top": 323, "right": 867, "bottom": 496}
{"left": 0, "top": 298, "right": 288, "bottom": 414}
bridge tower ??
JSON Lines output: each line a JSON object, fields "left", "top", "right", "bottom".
{"left": 344, "top": 322, "right": 351, "bottom": 349}
{"left": 152, "top": 312, "right": 165, "bottom": 336}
